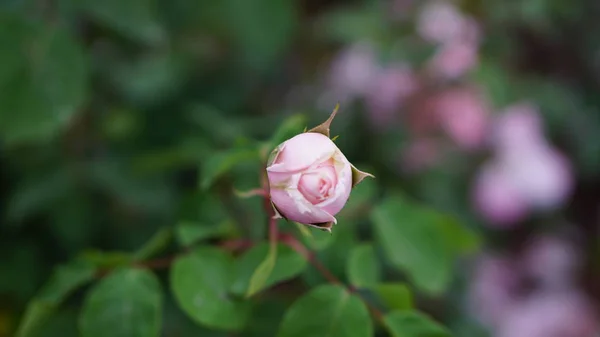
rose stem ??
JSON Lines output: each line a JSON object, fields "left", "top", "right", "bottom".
{"left": 260, "top": 171, "right": 384, "bottom": 321}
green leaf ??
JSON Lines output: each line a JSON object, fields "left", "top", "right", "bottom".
{"left": 317, "top": 5, "right": 388, "bottom": 44}
{"left": 200, "top": 148, "right": 260, "bottom": 190}
{"left": 347, "top": 244, "right": 380, "bottom": 288}
{"left": 294, "top": 222, "right": 334, "bottom": 250}
{"left": 471, "top": 60, "right": 516, "bottom": 108}
{"left": 133, "top": 227, "right": 173, "bottom": 261}
{"left": 373, "top": 284, "right": 413, "bottom": 311}
{"left": 6, "top": 170, "right": 72, "bottom": 222}
{"left": 80, "top": 0, "right": 165, "bottom": 45}
{"left": 339, "top": 177, "right": 376, "bottom": 220}
{"left": 15, "top": 261, "right": 96, "bottom": 337}
{"left": 231, "top": 243, "right": 307, "bottom": 296}
{"left": 246, "top": 247, "right": 276, "bottom": 297}
{"left": 0, "top": 15, "right": 88, "bottom": 145}
{"left": 110, "top": 52, "right": 190, "bottom": 105}
{"left": 175, "top": 221, "right": 232, "bottom": 247}
{"left": 383, "top": 311, "right": 452, "bottom": 337}
{"left": 225, "top": 0, "right": 298, "bottom": 72}
{"left": 372, "top": 195, "right": 452, "bottom": 295}
{"left": 436, "top": 215, "right": 481, "bottom": 256}
{"left": 268, "top": 114, "right": 307, "bottom": 148}
{"left": 79, "top": 250, "right": 132, "bottom": 268}
{"left": 277, "top": 284, "right": 373, "bottom": 337}
{"left": 170, "top": 247, "right": 251, "bottom": 331}
{"left": 79, "top": 268, "right": 162, "bottom": 337}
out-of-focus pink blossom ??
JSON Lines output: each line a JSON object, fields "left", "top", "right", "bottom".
{"left": 326, "top": 42, "right": 380, "bottom": 102}
{"left": 400, "top": 138, "right": 439, "bottom": 172}
{"left": 469, "top": 255, "right": 521, "bottom": 328}
{"left": 496, "top": 291, "right": 599, "bottom": 337}
{"left": 499, "top": 147, "right": 573, "bottom": 210}
{"left": 473, "top": 103, "right": 574, "bottom": 225}
{"left": 365, "top": 64, "right": 419, "bottom": 127}
{"left": 473, "top": 161, "right": 530, "bottom": 226}
{"left": 429, "top": 40, "right": 479, "bottom": 80}
{"left": 493, "top": 103, "right": 546, "bottom": 154}
{"left": 417, "top": 1, "right": 468, "bottom": 44}
{"left": 435, "top": 88, "right": 490, "bottom": 150}
{"left": 521, "top": 236, "right": 581, "bottom": 290}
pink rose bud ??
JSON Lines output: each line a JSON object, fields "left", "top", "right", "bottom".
{"left": 266, "top": 105, "right": 374, "bottom": 231}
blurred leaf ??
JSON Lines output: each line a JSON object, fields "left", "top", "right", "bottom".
{"left": 302, "top": 227, "right": 357, "bottom": 286}
{"left": 16, "top": 261, "right": 96, "bottom": 337}
{"left": 29, "top": 307, "right": 79, "bottom": 337}
{"left": 267, "top": 114, "right": 307, "bottom": 148}
{"left": 187, "top": 105, "right": 246, "bottom": 145}
{"left": 318, "top": 5, "right": 387, "bottom": 44}
{"left": 436, "top": 215, "right": 481, "bottom": 256}
{"left": 231, "top": 243, "right": 307, "bottom": 296}
{"left": 0, "top": 15, "right": 88, "bottom": 145}
{"left": 80, "top": 0, "right": 165, "bottom": 44}
{"left": 294, "top": 222, "right": 334, "bottom": 251}
{"left": 111, "top": 52, "right": 190, "bottom": 105}
{"left": 346, "top": 243, "right": 380, "bottom": 288}
{"left": 277, "top": 284, "right": 373, "bottom": 337}
{"left": 132, "top": 140, "right": 211, "bottom": 174}
{"left": 471, "top": 60, "right": 516, "bottom": 108}
{"left": 225, "top": 0, "right": 298, "bottom": 72}
{"left": 243, "top": 298, "right": 288, "bottom": 337}
{"left": 79, "top": 250, "right": 132, "bottom": 268}
{"left": 200, "top": 147, "right": 260, "bottom": 190}
{"left": 175, "top": 221, "right": 232, "bottom": 247}
{"left": 246, "top": 242, "right": 277, "bottom": 297}
{"left": 372, "top": 195, "right": 452, "bottom": 295}
{"left": 6, "top": 170, "right": 72, "bottom": 222}
{"left": 133, "top": 227, "right": 173, "bottom": 261}
{"left": 87, "top": 159, "right": 175, "bottom": 212}
{"left": 79, "top": 268, "right": 162, "bottom": 337}
{"left": 373, "top": 284, "right": 413, "bottom": 311}
{"left": 383, "top": 311, "right": 451, "bottom": 337}
{"left": 339, "top": 177, "right": 376, "bottom": 221}
{"left": 170, "top": 247, "right": 251, "bottom": 331}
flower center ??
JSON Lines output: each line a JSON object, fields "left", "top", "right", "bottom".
{"left": 298, "top": 161, "right": 338, "bottom": 205}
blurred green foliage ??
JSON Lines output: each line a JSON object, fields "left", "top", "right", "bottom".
{"left": 2, "top": 0, "right": 600, "bottom": 336}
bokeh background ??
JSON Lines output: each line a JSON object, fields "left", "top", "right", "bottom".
{"left": 1, "top": 0, "right": 600, "bottom": 336}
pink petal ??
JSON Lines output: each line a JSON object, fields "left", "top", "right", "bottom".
{"left": 269, "top": 188, "right": 336, "bottom": 224}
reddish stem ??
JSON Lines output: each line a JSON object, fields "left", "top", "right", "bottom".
{"left": 280, "top": 234, "right": 384, "bottom": 321}
{"left": 280, "top": 234, "right": 340, "bottom": 285}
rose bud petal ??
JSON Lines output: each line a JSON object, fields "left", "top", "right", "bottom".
{"left": 266, "top": 105, "right": 374, "bottom": 231}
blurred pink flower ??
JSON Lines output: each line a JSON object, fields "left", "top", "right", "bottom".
{"left": 469, "top": 255, "right": 521, "bottom": 328}
{"left": 417, "top": 1, "right": 468, "bottom": 44}
{"left": 492, "top": 103, "right": 546, "bottom": 154}
{"left": 435, "top": 88, "right": 490, "bottom": 150}
{"left": 429, "top": 40, "right": 479, "bottom": 80}
{"left": 473, "top": 103, "right": 574, "bottom": 225}
{"left": 496, "top": 291, "right": 599, "bottom": 337}
{"left": 499, "top": 147, "right": 573, "bottom": 210}
{"left": 521, "top": 236, "right": 581, "bottom": 290}
{"left": 473, "top": 161, "right": 530, "bottom": 226}
{"left": 326, "top": 42, "right": 380, "bottom": 102}
{"left": 365, "top": 64, "right": 419, "bottom": 127}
